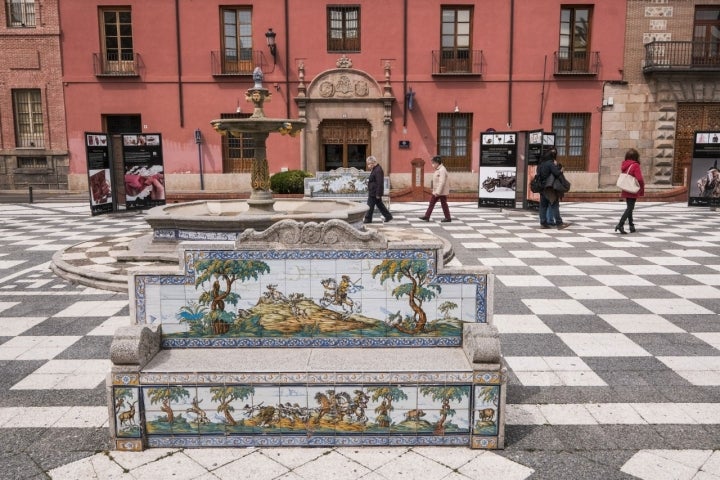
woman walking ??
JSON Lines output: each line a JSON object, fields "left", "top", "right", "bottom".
{"left": 615, "top": 148, "right": 645, "bottom": 234}
{"left": 419, "top": 156, "right": 452, "bottom": 222}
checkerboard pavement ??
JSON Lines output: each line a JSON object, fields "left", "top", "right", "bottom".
{"left": 1, "top": 201, "right": 719, "bottom": 479}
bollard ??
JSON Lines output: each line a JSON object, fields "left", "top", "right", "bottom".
{"left": 28, "top": 186, "right": 33, "bottom": 204}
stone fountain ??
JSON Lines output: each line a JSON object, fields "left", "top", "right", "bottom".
{"left": 141, "top": 67, "right": 368, "bottom": 242}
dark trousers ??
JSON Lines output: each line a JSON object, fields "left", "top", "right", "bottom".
{"left": 424, "top": 195, "right": 451, "bottom": 220}
{"left": 366, "top": 196, "right": 391, "bottom": 221}
{"left": 618, "top": 198, "right": 636, "bottom": 226}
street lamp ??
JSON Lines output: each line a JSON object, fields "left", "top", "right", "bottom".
{"left": 265, "top": 28, "right": 277, "bottom": 63}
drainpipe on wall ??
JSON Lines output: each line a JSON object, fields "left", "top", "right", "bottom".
{"left": 284, "top": 0, "right": 290, "bottom": 118}
{"left": 402, "top": 0, "right": 408, "bottom": 129}
{"left": 175, "top": 0, "right": 184, "bottom": 127}
{"left": 507, "top": 0, "right": 514, "bottom": 129}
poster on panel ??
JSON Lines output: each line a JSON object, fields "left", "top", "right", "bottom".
{"left": 122, "top": 133, "right": 166, "bottom": 211}
{"left": 478, "top": 131, "right": 518, "bottom": 208}
{"left": 688, "top": 131, "right": 720, "bottom": 207}
{"left": 85, "top": 132, "right": 114, "bottom": 216}
{"left": 524, "top": 130, "right": 544, "bottom": 209}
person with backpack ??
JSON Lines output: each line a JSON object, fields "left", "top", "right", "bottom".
{"left": 537, "top": 147, "right": 569, "bottom": 229}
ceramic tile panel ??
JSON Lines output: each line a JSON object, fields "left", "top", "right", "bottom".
{"left": 133, "top": 248, "right": 490, "bottom": 348}
{"left": 135, "top": 379, "right": 500, "bottom": 448}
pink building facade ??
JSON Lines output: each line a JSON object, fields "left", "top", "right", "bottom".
{"left": 59, "top": 1, "right": 626, "bottom": 196}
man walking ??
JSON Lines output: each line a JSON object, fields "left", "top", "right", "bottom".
{"left": 364, "top": 155, "right": 392, "bottom": 224}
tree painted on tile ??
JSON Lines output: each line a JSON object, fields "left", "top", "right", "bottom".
{"left": 366, "top": 386, "right": 408, "bottom": 427}
{"left": 195, "top": 259, "right": 270, "bottom": 333}
{"left": 419, "top": 385, "right": 470, "bottom": 435}
{"left": 371, "top": 259, "right": 441, "bottom": 334}
{"left": 147, "top": 386, "right": 190, "bottom": 423}
{"left": 210, "top": 386, "right": 254, "bottom": 426}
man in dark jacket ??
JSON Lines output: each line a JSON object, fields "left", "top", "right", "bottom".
{"left": 537, "top": 147, "right": 567, "bottom": 228}
{"left": 364, "top": 155, "right": 393, "bottom": 224}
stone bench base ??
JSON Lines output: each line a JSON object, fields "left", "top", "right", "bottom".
{"left": 109, "top": 331, "right": 506, "bottom": 451}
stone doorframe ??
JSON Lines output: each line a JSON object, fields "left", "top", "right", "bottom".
{"left": 648, "top": 76, "right": 720, "bottom": 185}
{"left": 295, "top": 56, "right": 395, "bottom": 173}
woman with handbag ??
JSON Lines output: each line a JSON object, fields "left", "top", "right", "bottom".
{"left": 615, "top": 148, "right": 645, "bottom": 234}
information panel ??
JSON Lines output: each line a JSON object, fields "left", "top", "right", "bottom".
{"left": 122, "top": 134, "right": 166, "bottom": 211}
{"left": 478, "top": 131, "right": 518, "bottom": 208}
{"left": 688, "top": 130, "right": 720, "bottom": 207}
{"left": 85, "top": 132, "right": 114, "bottom": 216}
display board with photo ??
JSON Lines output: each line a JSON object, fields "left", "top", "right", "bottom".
{"left": 122, "top": 134, "right": 166, "bottom": 211}
{"left": 478, "top": 131, "right": 518, "bottom": 208}
{"left": 85, "top": 132, "right": 114, "bottom": 215}
{"left": 689, "top": 130, "right": 720, "bottom": 207}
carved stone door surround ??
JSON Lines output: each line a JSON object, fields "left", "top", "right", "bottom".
{"left": 295, "top": 56, "right": 395, "bottom": 173}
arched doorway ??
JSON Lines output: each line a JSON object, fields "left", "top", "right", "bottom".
{"left": 295, "top": 57, "right": 395, "bottom": 173}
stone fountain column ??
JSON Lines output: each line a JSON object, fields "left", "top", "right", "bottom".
{"left": 211, "top": 68, "right": 305, "bottom": 213}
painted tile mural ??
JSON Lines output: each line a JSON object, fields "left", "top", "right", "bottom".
{"left": 134, "top": 381, "right": 503, "bottom": 447}
{"left": 134, "top": 248, "right": 488, "bottom": 347}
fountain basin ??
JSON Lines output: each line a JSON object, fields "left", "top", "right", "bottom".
{"left": 145, "top": 198, "right": 369, "bottom": 242}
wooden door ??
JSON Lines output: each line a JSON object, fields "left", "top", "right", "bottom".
{"left": 675, "top": 104, "right": 720, "bottom": 185}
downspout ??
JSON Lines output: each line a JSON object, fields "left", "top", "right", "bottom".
{"left": 284, "top": 0, "right": 290, "bottom": 118}
{"left": 507, "top": 0, "right": 514, "bottom": 128}
{"left": 175, "top": 0, "right": 184, "bottom": 127}
{"left": 402, "top": 0, "right": 408, "bottom": 128}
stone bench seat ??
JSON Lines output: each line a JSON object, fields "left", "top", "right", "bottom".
{"left": 108, "top": 220, "right": 505, "bottom": 451}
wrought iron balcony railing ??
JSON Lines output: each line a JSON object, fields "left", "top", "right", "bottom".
{"left": 644, "top": 41, "right": 720, "bottom": 72}
{"left": 554, "top": 51, "right": 600, "bottom": 76}
{"left": 93, "top": 52, "right": 141, "bottom": 77}
{"left": 211, "top": 50, "right": 266, "bottom": 76}
{"left": 431, "top": 50, "right": 483, "bottom": 75}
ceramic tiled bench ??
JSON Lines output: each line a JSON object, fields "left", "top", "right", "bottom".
{"left": 108, "top": 220, "right": 505, "bottom": 450}
{"left": 303, "top": 167, "right": 390, "bottom": 207}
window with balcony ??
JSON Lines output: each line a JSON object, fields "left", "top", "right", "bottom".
{"left": 693, "top": 7, "right": 720, "bottom": 66}
{"left": 439, "top": 7, "right": 472, "bottom": 74}
{"left": 220, "top": 7, "right": 254, "bottom": 75}
{"left": 558, "top": 6, "right": 592, "bottom": 73}
{"left": 13, "top": 89, "right": 44, "bottom": 149}
{"left": 98, "top": 8, "right": 136, "bottom": 76}
{"left": 221, "top": 113, "right": 255, "bottom": 173}
{"left": 437, "top": 113, "right": 472, "bottom": 172}
{"left": 6, "top": 0, "right": 35, "bottom": 27}
{"left": 328, "top": 5, "right": 360, "bottom": 52}
{"left": 552, "top": 113, "right": 590, "bottom": 171}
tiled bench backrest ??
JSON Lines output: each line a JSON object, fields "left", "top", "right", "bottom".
{"left": 303, "top": 167, "right": 390, "bottom": 201}
{"left": 132, "top": 225, "right": 489, "bottom": 349}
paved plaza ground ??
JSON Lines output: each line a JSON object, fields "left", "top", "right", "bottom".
{"left": 0, "top": 199, "right": 718, "bottom": 479}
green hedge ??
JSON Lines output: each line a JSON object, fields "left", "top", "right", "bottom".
{"left": 270, "top": 170, "right": 313, "bottom": 194}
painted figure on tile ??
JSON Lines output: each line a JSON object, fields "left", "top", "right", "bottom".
{"left": 319, "top": 275, "right": 361, "bottom": 314}
{"left": 243, "top": 403, "right": 278, "bottom": 427}
{"left": 473, "top": 385, "right": 500, "bottom": 435}
{"left": 186, "top": 397, "right": 210, "bottom": 424}
{"left": 118, "top": 401, "right": 137, "bottom": 427}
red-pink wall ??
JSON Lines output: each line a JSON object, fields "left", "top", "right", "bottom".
{"left": 61, "top": 0, "right": 626, "bottom": 177}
